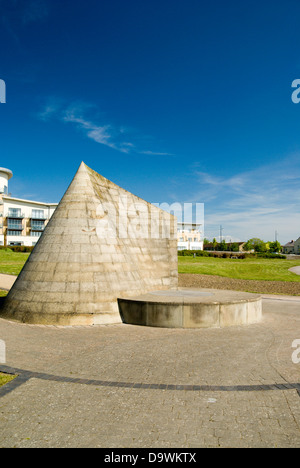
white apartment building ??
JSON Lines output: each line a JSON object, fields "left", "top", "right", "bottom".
{"left": 0, "top": 168, "right": 58, "bottom": 247}
{"left": 177, "top": 222, "right": 203, "bottom": 251}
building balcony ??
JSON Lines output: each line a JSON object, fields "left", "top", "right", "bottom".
{"left": 30, "top": 215, "right": 47, "bottom": 220}
{"left": 30, "top": 224, "right": 45, "bottom": 232}
{"left": 5, "top": 212, "right": 25, "bottom": 219}
{"left": 7, "top": 224, "right": 23, "bottom": 231}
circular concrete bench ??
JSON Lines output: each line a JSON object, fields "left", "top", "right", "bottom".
{"left": 118, "top": 288, "right": 262, "bottom": 328}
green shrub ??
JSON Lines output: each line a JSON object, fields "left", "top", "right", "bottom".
{"left": 178, "top": 250, "right": 209, "bottom": 257}
{"left": 178, "top": 250, "right": 287, "bottom": 260}
{"left": 178, "top": 250, "right": 248, "bottom": 259}
{"left": 257, "top": 253, "right": 286, "bottom": 259}
{"left": 0, "top": 246, "right": 34, "bottom": 253}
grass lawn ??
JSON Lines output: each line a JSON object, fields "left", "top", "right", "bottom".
{"left": 1, "top": 246, "right": 300, "bottom": 284}
{"left": 0, "top": 249, "right": 30, "bottom": 276}
{"left": 0, "top": 372, "right": 16, "bottom": 387}
{"left": 179, "top": 256, "right": 300, "bottom": 282}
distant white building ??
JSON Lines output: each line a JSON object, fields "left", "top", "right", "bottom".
{"left": 0, "top": 168, "right": 58, "bottom": 247}
{"left": 177, "top": 222, "right": 203, "bottom": 251}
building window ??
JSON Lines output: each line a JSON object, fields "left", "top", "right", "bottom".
{"left": 7, "top": 230, "right": 22, "bottom": 236}
{"left": 7, "top": 219, "right": 22, "bottom": 230}
{"left": 31, "top": 220, "right": 45, "bottom": 231}
{"left": 8, "top": 208, "right": 22, "bottom": 218}
{"left": 32, "top": 209, "right": 45, "bottom": 219}
{"left": 31, "top": 231, "right": 42, "bottom": 237}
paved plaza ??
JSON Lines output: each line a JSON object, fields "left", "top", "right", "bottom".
{"left": 0, "top": 293, "right": 300, "bottom": 448}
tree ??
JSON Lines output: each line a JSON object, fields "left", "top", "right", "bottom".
{"left": 268, "top": 241, "right": 282, "bottom": 253}
{"left": 230, "top": 242, "right": 239, "bottom": 252}
{"left": 218, "top": 240, "right": 227, "bottom": 251}
{"left": 244, "top": 238, "right": 267, "bottom": 253}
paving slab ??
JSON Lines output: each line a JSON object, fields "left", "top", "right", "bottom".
{"left": 0, "top": 274, "right": 17, "bottom": 291}
{"left": 0, "top": 295, "right": 300, "bottom": 448}
{"left": 289, "top": 266, "right": 300, "bottom": 276}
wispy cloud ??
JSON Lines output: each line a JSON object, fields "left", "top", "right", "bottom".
{"left": 171, "top": 155, "right": 300, "bottom": 243}
{"left": 37, "top": 97, "right": 63, "bottom": 121}
{"left": 139, "top": 150, "right": 174, "bottom": 156}
{"left": 62, "top": 107, "right": 121, "bottom": 151}
{"left": 37, "top": 98, "right": 173, "bottom": 156}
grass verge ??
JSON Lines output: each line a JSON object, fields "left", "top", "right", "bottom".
{"left": 178, "top": 256, "right": 300, "bottom": 282}
{"left": 0, "top": 249, "right": 30, "bottom": 276}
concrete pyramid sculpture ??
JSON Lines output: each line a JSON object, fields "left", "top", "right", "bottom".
{"left": 0, "top": 163, "right": 178, "bottom": 325}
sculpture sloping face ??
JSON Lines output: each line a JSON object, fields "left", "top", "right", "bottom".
{"left": 0, "top": 162, "right": 178, "bottom": 326}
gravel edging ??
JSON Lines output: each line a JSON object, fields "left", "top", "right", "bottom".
{"left": 179, "top": 273, "right": 300, "bottom": 296}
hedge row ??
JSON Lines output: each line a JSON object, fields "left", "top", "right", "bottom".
{"left": 178, "top": 250, "right": 286, "bottom": 259}
{"left": 178, "top": 250, "right": 246, "bottom": 258}
{"left": 0, "top": 246, "right": 34, "bottom": 253}
{"left": 256, "top": 253, "right": 286, "bottom": 259}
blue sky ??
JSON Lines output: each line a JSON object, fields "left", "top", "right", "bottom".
{"left": 1, "top": 0, "right": 300, "bottom": 243}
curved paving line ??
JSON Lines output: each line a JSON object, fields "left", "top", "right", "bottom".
{"left": 1, "top": 365, "right": 300, "bottom": 397}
